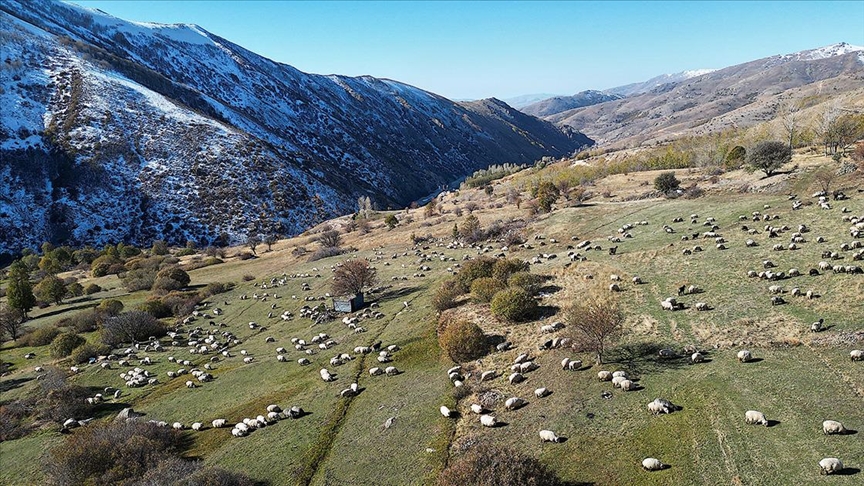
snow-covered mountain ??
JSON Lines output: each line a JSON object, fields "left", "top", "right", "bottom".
{"left": 500, "top": 93, "right": 562, "bottom": 109}
{"left": 519, "top": 90, "right": 623, "bottom": 118}
{"left": 604, "top": 69, "right": 718, "bottom": 97}
{"left": 0, "top": 0, "right": 591, "bottom": 255}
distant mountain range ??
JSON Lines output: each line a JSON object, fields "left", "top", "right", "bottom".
{"left": 530, "top": 43, "right": 864, "bottom": 146}
{"left": 0, "top": 0, "right": 590, "bottom": 254}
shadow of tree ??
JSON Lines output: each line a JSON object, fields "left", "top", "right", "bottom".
{"left": 605, "top": 342, "right": 694, "bottom": 377}
{"left": 0, "top": 377, "right": 32, "bottom": 394}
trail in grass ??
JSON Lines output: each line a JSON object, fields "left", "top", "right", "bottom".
{"left": 304, "top": 290, "right": 425, "bottom": 485}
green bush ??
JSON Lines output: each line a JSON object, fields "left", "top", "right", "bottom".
{"left": 490, "top": 287, "right": 537, "bottom": 322}
{"left": 70, "top": 342, "right": 111, "bottom": 364}
{"left": 19, "top": 326, "right": 61, "bottom": 347}
{"left": 97, "top": 299, "right": 124, "bottom": 316}
{"left": 67, "top": 309, "right": 99, "bottom": 333}
{"left": 160, "top": 292, "right": 202, "bottom": 317}
{"left": 83, "top": 283, "right": 102, "bottom": 295}
{"left": 507, "top": 272, "right": 544, "bottom": 294}
{"left": 174, "top": 248, "right": 196, "bottom": 257}
{"left": 438, "top": 441, "right": 564, "bottom": 486}
{"left": 137, "top": 300, "right": 172, "bottom": 319}
{"left": 654, "top": 171, "right": 681, "bottom": 194}
{"left": 491, "top": 258, "right": 529, "bottom": 282}
{"left": 432, "top": 279, "right": 461, "bottom": 312}
{"left": 438, "top": 319, "right": 487, "bottom": 363}
{"left": 50, "top": 332, "right": 86, "bottom": 358}
{"left": 151, "top": 266, "right": 190, "bottom": 292}
{"left": 101, "top": 311, "right": 166, "bottom": 347}
{"left": 455, "top": 257, "right": 496, "bottom": 293}
{"left": 121, "top": 268, "right": 157, "bottom": 292}
{"left": 199, "top": 281, "right": 232, "bottom": 298}
{"left": 470, "top": 277, "right": 507, "bottom": 303}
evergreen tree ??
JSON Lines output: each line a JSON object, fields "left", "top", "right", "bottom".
{"left": 7, "top": 260, "right": 36, "bottom": 317}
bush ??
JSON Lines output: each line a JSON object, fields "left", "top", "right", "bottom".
{"left": 120, "top": 268, "right": 157, "bottom": 292}
{"left": 307, "top": 246, "right": 344, "bottom": 262}
{"left": 43, "top": 421, "right": 184, "bottom": 486}
{"left": 83, "top": 283, "right": 102, "bottom": 295}
{"left": 174, "top": 248, "right": 196, "bottom": 257}
{"left": 384, "top": 214, "right": 398, "bottom": 228}
{"left": 154, "top": 266, "right": 190, "bottom": 289}
{"left": 470, "top": 278, "right": 507, "bottom": 303}
{"left": 159, "top": 292, "right": 202, "bottom": 317}
{"left": 67, "top": 309, "right": 100, "bottom": 333}
{"left": 438, "top": 319, "right": 487, "bottom": 363}
{"left": 438, "top": 441, "right": 564, "bottom": 486}
{"left": 725, "top": 145, "right": 746, "bottom": 169}
{"left": 653, "top": 171, "right": 680, "bottom": 194}
{"left": 490, "top": 287, "right": 537, "bottom": 322}
{"left": 455, "top": 257, "right": 495, "bottom": 293}
{"left": 50, "top": 332, "right": 86, "bottom": 358}
{"left": 432, "top": 279, "right": 461, "bottom": 312}
{"left": 70, "top": 342, "right": 111, "bottom": 364}
{"left": 507, "top": 272, "right": 544, "bottom": 294}
{"left": 19, "top": 326, "right": 61, "bottom": 347}
{"left": 101, "top": 311, "right": 166, "bottom": 347}
{"left": 746, "top": 140, "right": 791, "bottom": 177}
{"left": 199, "top": 281, "right": 233, "bottom": 298}
{"left": 491, "top": 258, "right": 529, "bottom": 283}
{"left": 137, "top": 300, "right": 173, "bottom": 319}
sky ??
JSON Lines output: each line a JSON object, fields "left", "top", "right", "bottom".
{"left": 70, "top": 1, "right": 864, "bottom": 101}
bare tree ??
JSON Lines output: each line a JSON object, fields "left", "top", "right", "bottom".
{"left": 780, "top": 101, "right": 800, "bottom": 150}
{"left": 813, "top": 167, "right": 837, "bottom": 194}
{"left": 0, "top": 304, "right": 25, "bottom": 341}
{"left": 246, "top": 235, "right": 261, "bottom": 255}
{"left": 331, "top": 260, "right": 378, "bottom": 297}
{"left": 565, "top": 289, "right": 625, "bottom": 364}
{"left": 264, "top": 234, "right": 278, "bottom": 252}
{"left": 318, "top": 230, "right": 342, "bottom": 249}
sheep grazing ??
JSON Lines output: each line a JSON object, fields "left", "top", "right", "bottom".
{"left": 480, "top": 414, "right": 498, "bottom": 427}
{"left": 212, "top": 419, "right": 227, "bottom": 428}
{"left": 822, "top": 420, "right": 847, "bottom": 435}
{"left": 440, "top": 406, "right": 454, "bottom": 418}
{"left": 319, "top": 369, "right": 336, "bottom": 382}
{"left": 609, "top": 283, "right": 621, "bottom": 292}
{"left": 385, "top": 366, "right": 399, "bottom": 376}
{"left": 851, "top": 350, "right": 864, "bottom": 361}
{"left": 642, "top": 457, "right": 667, "bottom": 471}
{"left": 597, "top": 370, "right": 612, "bottom": 381}
{"left": 691, "top": 352, "right": 705, "bottom": 364}
{"left": 172, "top": 422, "right": 184, "bottom": 430}
{"left": 480, "top": 370, "right": 496, "bottom": 381}
{"left": 694, "top": 302, "right": 709, "bottom": 311}
{"left": 539, "top": 430, "right": 563, "bottom": 443}
{"left": 470, "top": 404, "right": 484, "bottom": 414}
{"left": 266, "top": 404, "right": 282, "bottom": 413}
{"left": 611, "top": 376, "right": 627, "bottom": 388}
{"left": 191, "top": 422, "right": 203, "bottom": 431}
{"left": 819, "top": 458, "right": 844, "bottom": 475}
{"left": 620, "top": 379, "right": 635, "bottom": 391}
{"left": 505, "top": 397, "right": 527, "bottom": 410}
{"left": 534, "top": 387, "right": 550, "bottom": 398}
{"left": 770, "top": 296, "right": 785, "bottom": 306}
{"left": 509, "top": 372, "right": 525, "bottom": 384}
{"left": 744, "top": 410, "right": 768, "bottom": 426}
{"left": 737, "top": 350, "right": 752, "bottom": 363}
{"left": 810, "top": 318, "right": 824, "bottom": 332}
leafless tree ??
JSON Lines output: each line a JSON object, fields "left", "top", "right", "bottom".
{"left": 331, "top": 260, "right": 378, "bottom": 297}
{"left": 318, "top": 230, "right": 342, "bottom": 249}
{"left": 565, "top": 289, "right": 625, "bottom": 364}
{"left": 813, "top": 167, "right": 837, "bottom": 194}
{"left": 0, "top": 304, "right": 25, "bottom": 341}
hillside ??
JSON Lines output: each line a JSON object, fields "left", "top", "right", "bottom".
{"left": 545, "top": 43, "right": 864, "bottom": 147}
{"left": 0, "top": 0, "right": 590, "bottom": 255}
{"left": 2, "top": 152, "right": 862, "bottom": 485}
{"left": 518, "top": 90, "right": 623, "bottom": 118}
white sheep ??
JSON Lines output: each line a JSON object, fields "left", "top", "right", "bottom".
{"left": 440, "top": 406, "right": 454, "bottom": 418}
{"left": 694, "top": 302, "right": 709, "bottom": 311}
{"left": 480, "top": 414, "right": 497, "bottom": 427}
{"left": 612, "top": 371, "right": 628, "bottom": 378}
{"left": 385, "top": 366, "right": 399, "bottom": 376}
{"left": 539, "top": 430, "right": 562, "bottom": 443}
{"left": 620, "top": 379, "right": 635, "bottom": 391}
{"left": 470, "top": 404, "right": 484, "bottom": 414}
{"left": 172, "top": 422, "right": 184, "bottom": 430}
{"left": 534, "top": 387, "right": 550, "bottom": 398}
{"left": 211, "top": 419, "right": 227, "bottom": 428}
{"left": 320, "top": 369, "right": 335, "bottom": 382}
{"left": 597, "top": 370, "right": 612, "bottom": 381}
{"left": 369, "top": 367, "right": 383, "bottom": 376}
{"left": 298, "top": 358, "right": 310, "bottom": 366}
{"left": 480, "top": 370, "right": 496, "bottom": 381}
{"left": 691, "top": 352, "right": 705, "bottom": 363}
{"left": 822, "top": 420, "right": 847, "bottom": 435}
{"left": 509, "top": 372, "right": 524, "bottom": 384}
{"left": 641, "top": 457, "right": 666, "bottom": 471}
{"left": 819, "top": 458, "right": 844, "bottom": 475}
{"left": 267, "top": 404, "right": 282, "bottom": 413}
{"left": 850, "top": 350, "right": 863, "bottom": 361}
{"left": 191, "top": 422, "right": 203, "bottom": 431}
{"left": 505, "top": 397, "right": 527, "bottom": 410}
{"left": 744, "top": 410, "right": 768, "bottom": 426}
{"left": 737, "top": 350, "right": 752, "bottom": 363}
{"left": 648, "top": 398, "right": 677, "bottom": 415}
{"left": 185, "top": 381, "right": 196, "bottom": 388}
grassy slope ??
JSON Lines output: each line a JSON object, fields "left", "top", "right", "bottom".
{"left": 1, "top": 157, "right": 862, "bottom": 485}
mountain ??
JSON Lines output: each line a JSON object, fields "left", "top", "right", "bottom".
{"left": 604, "top": 69, "right": 717, "bottom": 97}
{"left": 519, "top": 90, "right": 623, "bottom": 118}
{"left": 0, "top": 0, "right": 591, "bottom": 255}
{"left": 500, "top": 93, "right": 561, "bottom": 109}
{"left": 546, "top": 43, "right": 864, "bottom": 146}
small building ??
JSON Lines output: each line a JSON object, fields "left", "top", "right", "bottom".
{"left": 333, "top": 293, "right": 363, "bottom": 313}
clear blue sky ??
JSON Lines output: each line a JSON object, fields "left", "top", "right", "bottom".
{"left": 70, "top": 1, "right": 864, "bottom": 100}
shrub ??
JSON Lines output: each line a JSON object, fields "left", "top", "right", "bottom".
{"left": 199, "top": 281, "right": 233, "bottom": 298}
{"left": 507, "top": 272, "right": 544, "bottom": 294}
{"left": 318, "top": 230, "right": 341, "bottom": 248}
{"left": 432, "top": 279, "right": 461, "bottom": 312}
{"left": 653, "top": 171, "right": 680, "bottom": 194}
{"left": 155, "top": 266, "right": 190, "bottom": 288}
{"left": 97, "top": 299, "right": 124, "bottom": 316}
{"left": 470, "top": 278, "right": 507, "bottom": 303}
{"left": 50, "top": 332, "right": 86, "bottom": 358}
{"left": 67, "top": 309, "right": 100, "bottom": 333}
{"left": 242, "top": 274, "right": 256, "bottom": 282}
{"left": 83, "top": 283, "right": 102, "bottom": 295}
{"left": 159, "top": 292, "right": 202, "bottom": 317}
{"left": 70, "top": 342, "right": 111, "bottom": 364}
{"left": 438, "top": 441, "right": 564, "bottom": 486}
{"left": 65, "top": 282, "right": 83, "bottom": 298}
{"left": 121, "top": 268, "right": 157, "bottom": 292}
{"left": 137, "top": 300, "right": 172, "bottom": 319}
{"left": 490, "top": 287, "right": 537, "bottom": 322}
{"left": 455, "top": 257, "right": 495, "bottom": 293}
{"left": 438, "top": 320, "right": 487, "bottom": 363}
{"left": 384, "top": 214, "right": 398, "bottom": 228}
{"left": 19, "top": 326, "right": 61, "bottom": 347}
{"left": 43, "top": 421, "right": 184, "bottom": 486}
{"left": 308, "top": 246, "right": 344, "bottom": 262}
{"left": 151, "top": 239, "right": 169, "bottom": 255}
{"left": 174, "top": 248, "right": 196, "bottom": 257}
{"left": 101, "top": 311, "right": 166, "bottom": 347}
{"left": 725, "top": 145, "right": 746, "bottom": 169}
{"left": 491, "top": 258, "right": 529, "bottom": 283}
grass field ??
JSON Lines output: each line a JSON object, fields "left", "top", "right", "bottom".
{"left": 1, "top": 158, "right": 862, "bottom": 485}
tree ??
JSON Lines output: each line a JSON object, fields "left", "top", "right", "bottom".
{"left": 0, "top": 304, "right": 25, "bottom": 341}
{"left": 246, "top": 235, "right": 261, "bottom": 255}
{"left": 565, "top": 290, "right": 625, "bottom": 364}
{"left": 331, "top": 259, "right": 378, "bottom": 297}
{"left": 6, "top": 260, "right": 35, "bottom": 317}
{"left": 724, "top": 145, "right": 746, "bottom": 169}
{"left": 151, "top": 240, "right": 169, "bottom": 255}
{"left": 384, "top": 214, "right": 398, "bottom": 228}
{"left": 813, "top": 167, "right": 837, "bottom": 194}
{"left": 264, "top": 234, "right": 278, "bottom": 252}
{"left": 318, "top": 230, "right": 341, "bottom": 249}
{"left": 424, "top": 198, "right": 437, "bottom": 218}
{"left": 152, "top": 266, "right": 190, "bottom": 292}
{"left": 438, "top": 319, "right": 487, "bottom": 362}
{"left": 536, "top": 180, "right": 560, "bottom": 212}
{"left": 101, "top": 311, "right": 166, "bottom": 346}
{"left": 654, "top": 172, "right": 680, "bottom": 194}
{"left": 490, "top": 287, "right": 537, "bottom": 322}
{"left": 746, "top": 140, "right": 791, "bottom": 177}
{"left": 826, "top": 113, "right": 864, "bottom": 155}
{"left": 459, "top": 214, "right": 483, "bottom": 243}
{"left": 34, "top": 274, "right": 67, "bottom": 305}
